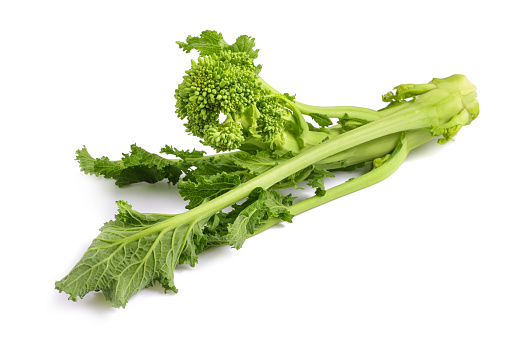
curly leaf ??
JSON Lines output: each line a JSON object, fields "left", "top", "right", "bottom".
{"left": 75, "top": 146, "right": 97, "bottom": 175}
{"left": 178, "top": 172, "right": 242, "bottom": 209}
{"left": 160, "top": 145, "right": 207, "bottom": 159}
{"left": 76, "top": 145, "right": 187, "bottom": 186}
{"left": 307, "top": 168, "right": 335, "bottom": 197}
{"left": 226, "top": 188, "right": 294, "bottom": 249}
{"left": 176, "top": 30, "right": 259, "bottom": 60}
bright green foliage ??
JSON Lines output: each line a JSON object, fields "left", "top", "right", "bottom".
{"left": 308, "top": 113, "right": 333, "bottom": 128}
{"left": 229, "top": 149, "right": 293, "bottom": 174}
{"left": 56, "top": 31, "right": 479, "bottom": 308}
{"left": 178, "top": 172, "right": 242, "bottom": 209}
{"left": 55, "top": 187, "right": 293, "bottom": 307}
{"left": 177, "top": 30, "right": 260, "bottom": 59}
{"left": 306, "top": 168, "right": 336, "bottom": 197}
{"left": 225, "top": 188, "right": 294, "bottom": 249}
{"left": 160, "top": 145, "right": 206, "bottom": 158}
{"left": 76, "top": 145, "right": 185, "bottom": 186}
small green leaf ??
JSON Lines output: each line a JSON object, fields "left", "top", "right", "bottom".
{"left": 307, "top": 168, "right": 335, "bottom": 196}
{"left": 308, "top": 113, "right": 333, "bottom": 127}
{"left": 227, "top": 201, "right": 266, "bottom": 249}
{"left": 262, "top": 189, "right": 295, "bottom": 222}
{"left": 231, "top": 150, "right": 293, "bottom": 175}
{"left": 225, "top": 188, "right": 294, "bottom": 249}
{"left": 176, "top": 30, "right": 259, "bottom": 60}
{"left": 229, "top": 35, "right": 259, "bottom": 60}
{"left": 178, "top": 173, "right": 242, "bottom": 209}
{"left": 176, "top": 30, "right": 228, "bottom": 57}
{"left": 75, "top": 146, "right": 98, "bottom": 175}
{"left": 160, "top": 145, "right": 206, "bottom": 159}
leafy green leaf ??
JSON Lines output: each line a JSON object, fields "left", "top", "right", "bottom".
{"left": 307, "top": 168, "right": 335, "bottom": 196}
{"left": 76, "top": 145, "right": 188, "bottom": 187}
{"left": 226, "top": 188, "right": 294, "bottom": 249}
{"left": 184, "top": 156, "right": 246, "bottom": 183}
{"left": 55, "top": 201, "right": 207, "bottom": 308}
{"left": 227, "top": 201, "right": 266, "bottom": 249}
{"left": 261, "top": 189, "right": 296, "bottom": 222}
{"left": 176, "top": 30, "right": 228, "bottom": 57}
{"left": 231, "top": 150, "right": 293, "bottom": 175}
{"left": 178, "top": 172, "right": 242, "bottom": 209}
{"left": 308, "top": 113, "right": 333, "bottom": 127}
{"left": 231, "top": 150, "right": 316, "bottom": 190}
{"left": 176, "top": 30, "right": 259, "bottom": 60}
{"left": 272, "top": 165, "right": 314, "bottom": 190}
{"left": 92, "top": 156, "right": 124, "bottom": 180}
{"left": 160, "top": 145, "right": 206, "bottom": 159}
{"left": 123, "top": 145, "right": 183, "bottom": 172}
{"left": 75, "top": 146, "right": 98, "bottom": 175}
{"left": 229, "top": 35, "right": 260, "bottom": 60}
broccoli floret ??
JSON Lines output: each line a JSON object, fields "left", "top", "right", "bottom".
{"left": 175, "top": 49, "right": 311, "bottom": 152}
{"left": 175, "top": 50, "right": 301, "bottom": 152}
{"left": 175, "top": 32, "right": 354, "bottom": 153}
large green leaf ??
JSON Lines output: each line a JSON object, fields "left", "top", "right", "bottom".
{"left": 76, "top": 145, "right": 189, "bottom": 186}
{"left": 55, "top": 201, "right": 207, "bottom": 308}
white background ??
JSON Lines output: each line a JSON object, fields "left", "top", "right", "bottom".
{"left": 1, "top": 0, "right": 507, "bottom": 338}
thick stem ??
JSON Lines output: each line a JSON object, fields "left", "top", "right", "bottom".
{"left": 118, "top": 99, "right": 438, "bottom": 245}
{"left": 250, "top": 131, "right": 415, "bottom": 237}
{"left": 207, "top": 129, "right": 435, "bottom": 247}
{"left": 184, "top": 103, "right": 434, "bottom": 220}
{"left": 315, "top": 129, "right": 433, "bottom": 169}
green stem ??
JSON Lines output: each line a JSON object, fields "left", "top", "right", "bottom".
{"left": 180, "top": 101, "right": 434, "bottom": 221}
{"left": 101, "top": 94, "right": 439, "bottom": 253}
{"left": 315, "top": 129, "right": 433, "bottom": 169}
{"left": 257, "top": 76, "right": 382, "bottom": 122}
{"left": 204, "top": 129, "right": 434, "bottom": 248}
{"left": 250, "top": 131, "right": 416, "bottom": 237}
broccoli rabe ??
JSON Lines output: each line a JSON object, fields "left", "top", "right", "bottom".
{"left": 55, "top": 31, "right": 479, "bottom": 308}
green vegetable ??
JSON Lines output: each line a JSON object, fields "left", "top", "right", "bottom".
{"left": 174, "top": 31, "right": 385, "bottom": 153}
{"left": 55, "top": 31, "right": 479, "bottom": 308}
